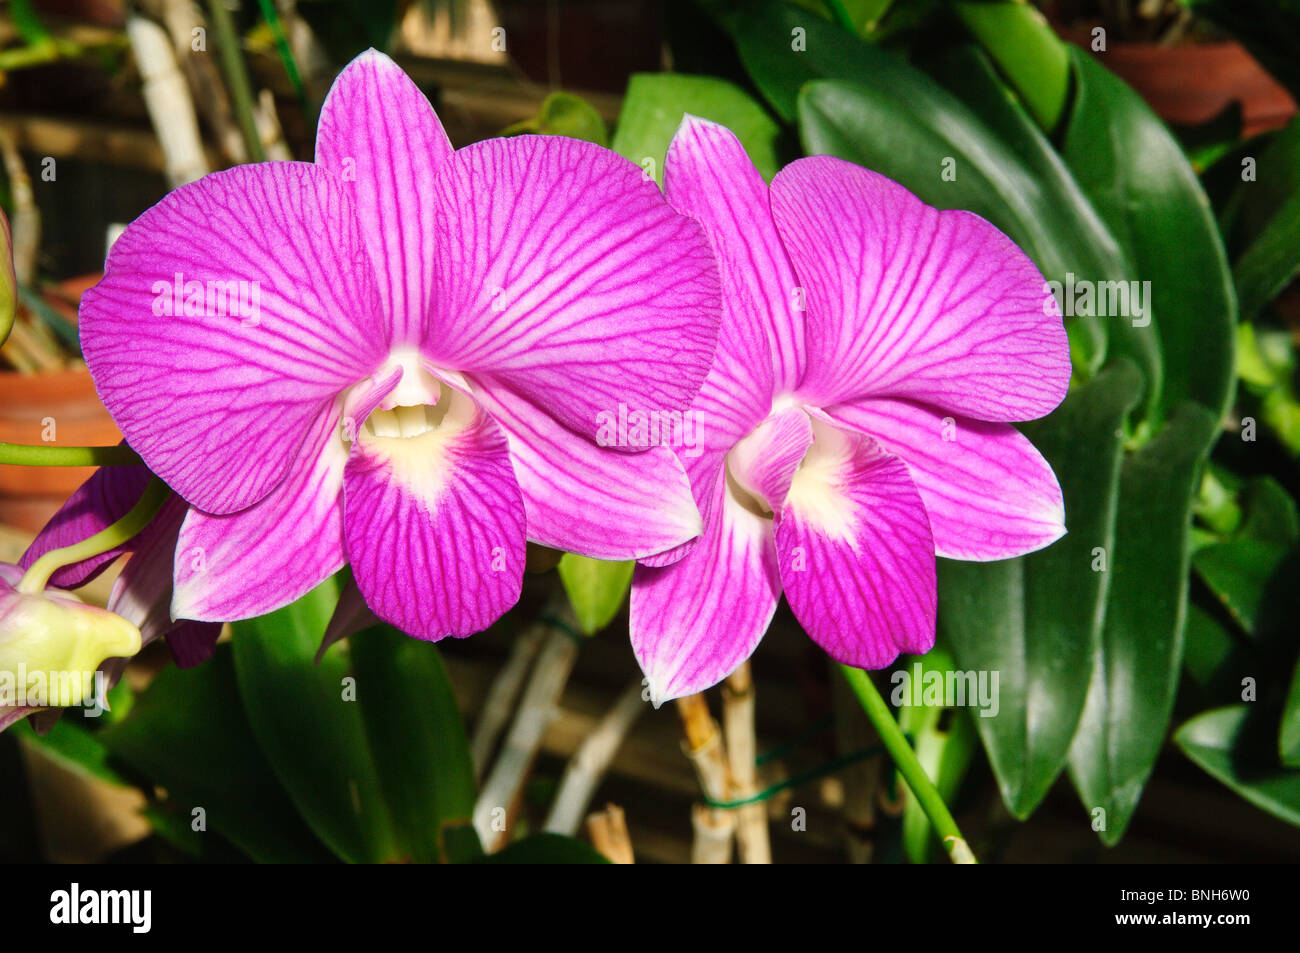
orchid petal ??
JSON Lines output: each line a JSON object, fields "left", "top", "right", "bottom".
{"left": 471, "top": 380, "right": 702, "bottom": 559}
{"left": 630, "top": 476, "right": 781, "bottom": 704}
{"left": 343, "top": 390, "right": 526, "bottom": 639}
{"left": 665, "top": 115, "right": 805, "bottom": 390}
{"left": 770, "top": 156, "right": 1069, "bottom": 421}
{"left": 165, "top": 622, "right": 222, "bottom": 669}
{"left": 79, "top": 162, "right": 386, "bottom": 514}
{"left": 315, "top": 49, "right": 453, "bottom": 346}
{"left": 422, "top": 135, "right": 721, "bottom": 441}
{"left": 171, "top": 403, "right": 350, "bottom": 622}
{"left": 19, "top": 463, "right": 151, "bottom": 588}
{"left": 826, "top": 397, "right": 1066, "bottom": 561}
{"left": 776, "top": 420, "right": 936, "bottom": 669}
{"left": 726, "top": 406, "right": 812, "bottom": 518}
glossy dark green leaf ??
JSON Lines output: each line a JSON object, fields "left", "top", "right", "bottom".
{"left": 1062, "top": 48, "right": 1237, "bottom": 423}
{"left": 1182, "top": 602, "right": 1250, "bottom": 697}
{"left": 1236, "top": 476, "right": 1300, "bottom": 546}
{"left": 350, "top": 623, "right": 479, "bottom": 863}
{"left": 1175, "top": 705, "right": 1300, "bottom": 828}
{"left": 1069, "top": 402, "right": 1220, "bottom": 845}
{"left": 231, "top": 577, "right": 398, "bottom": 863}
{"left": 556, "top": 553, "right": 634, "bottom": 634}
{"left": 940, "top": 361, "right": 1143, "bottom": 818}
{"left": 610, "top": 72, "right": 782, "bottom": 185}
{"left": 101, "top": 646, "right": 333, "bottom": 863}
{"left": 475, "top": 832, "right": 610, "bottom": 864}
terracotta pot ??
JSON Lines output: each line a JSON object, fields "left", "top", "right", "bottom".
{"left": 0, "top": 366, "right": 121, "bottom": 533}
{"left": 1067, "top": 34, "right": 1297, "bottom": 137}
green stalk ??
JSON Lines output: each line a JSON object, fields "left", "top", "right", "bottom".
{"left": 0, "top": 442, "right": 142, "bottom": 467}
{"left": 18, "top": 477, "right": 168, "bottom": 594}
{"left": 951, "top": 0, "right": 1071, "bottom": 133}
{"left": 840, "top": 664, "right": 977, "bottom": 863}
{"left": 206, "top": 0, "right": 267, "bottom": 163}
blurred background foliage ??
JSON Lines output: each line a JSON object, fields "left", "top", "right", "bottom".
{"left": 1, "top": 0, "right": 1299, "bottom": 863}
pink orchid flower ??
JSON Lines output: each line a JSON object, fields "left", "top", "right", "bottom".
{"left": 631, "top": 118, "right": 1071, "bottom": 704}
{"left": 78, "top": 51, "right": 720, "bottom": 640}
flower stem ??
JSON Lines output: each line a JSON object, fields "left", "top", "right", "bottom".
{"left": 18, "top": 477, "right": 168, "bottom": 594}
{"left": 839, "top": 664, "right": 977, "bottom": 864}
{"left": 0, "top": 442, "right": 142, "bottom": 467}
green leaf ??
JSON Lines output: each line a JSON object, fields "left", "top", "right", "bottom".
{"left": 1182, "top": 602, "right": 1249, "bottom": 696}
{"left": 231, "top": 577, "right": 398, "bottom": 863}
{"left": 1193, "top": 539, "right": 1292, "bottom": 635}
{"left": 350, "top": 624, "right": 480, "bottom": 863}
{"left": 502, "top": 91, "right": 609, "bottom": 146}
{"left": 1175, "top": 705, "right": 1300, "bottom": 829}
{"left": 475, "top": 832, "right": 610, "bottom": 864}
{"left": 100, "top": 646, "right": 333, "bottom": 863}
{"left": 949, "top": 1, "right": 1069, "bottom": 132}
{"left": 610, "top": 72, "right": 782, "bottom": 185}
{"left": 939, "top": 361, "right": 1143, "bottom": 818}
{"left": 1068, "top": 402, "right": 1220, "bottom": 845}
{"left": 556, "top": 553, "right": 635, "bottom": 634}
{"left": 1233, "top": 189, "right": 1300, "bottom": 319}
{"left": 1236, "top": 476, "right": 1300, "bottom": 546}
{"left": 12, "top": 717, "right": 127, "bottom": 788}
{"left": 1281, "top": 659, "right": 1300, "bottom": 767}
{"left": 1061, "top": 47, "right": 1237, "bottom": 423}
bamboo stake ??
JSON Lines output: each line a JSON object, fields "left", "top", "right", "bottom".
{"left": 586, "top": 803, "right": 634, "bottom": 864}
{"left": 675, "top": 693, "right": 735, "bottom": 863}
{"left": 153, "top": 0, "right": 247, "bottom": 165}
{"left": 469, "top": 619, "right": 546, "bottom": 780}
{"left": 472, "top": 611, "right": 580, "bottom": 851}
{"left": 127, "top": 15, "right": 209, "bottom": 188}
{"left": 543, "top": 680, "right": 645, "bottom": 835}
{"left": 723, "top": 662, "right": 771, "bottom": 863}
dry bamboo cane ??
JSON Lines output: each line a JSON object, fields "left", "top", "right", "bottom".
{"left": 469, "top": 618, "right": 547, "bottom": 780}
{"left": 127, "top": 15, "right": 209, "bottom": 188}
{"left": 586, "top": 803, "right": 634, "bottom": 864}
{"left": 472, "top": 610, "right": 581, "bottom": 851}
{"left": 723, "top": 662, "right": 771, "bottom": 863}
{"left": 543, "top": 679, "right": 645, "bottom": 835}
{"left": 675, "top": 693, "right": 735, "bottom": 864}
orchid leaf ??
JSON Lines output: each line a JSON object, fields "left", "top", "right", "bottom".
{"left": 939, "top": 361, "right": 1143, "bottom": 818}
{"left": 1193, "top": 539, "right": 1292, "bottom": 636}
{"left": 350, "top": 623, "right": 479, "bottom": 863}
{"left": 1068, "top": 402, "right": 1219, "bottom": 845}
{"left": 1061, "top": 47, "right": 1237, "bottom": 424}
{"left": 101, "top": 646, "right": 333, "bottom": 863}
{"left": 557, "top": 553, "right": 634, "bottom": 635}
{"left": 12, "top": 717, "right": 127, "bottom": 789}
{"left": 1175, "top": 705, "right": 1300, "bottom": 829}
{"left": 611, "top": 72, "right": 783, "bottom": 184}
{"left": 231, "top": 576, "right": 399, "bottom": 863}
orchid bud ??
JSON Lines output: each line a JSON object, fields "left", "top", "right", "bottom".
{"left": 0, "top": 567, "right": 141, "bottom": 710}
